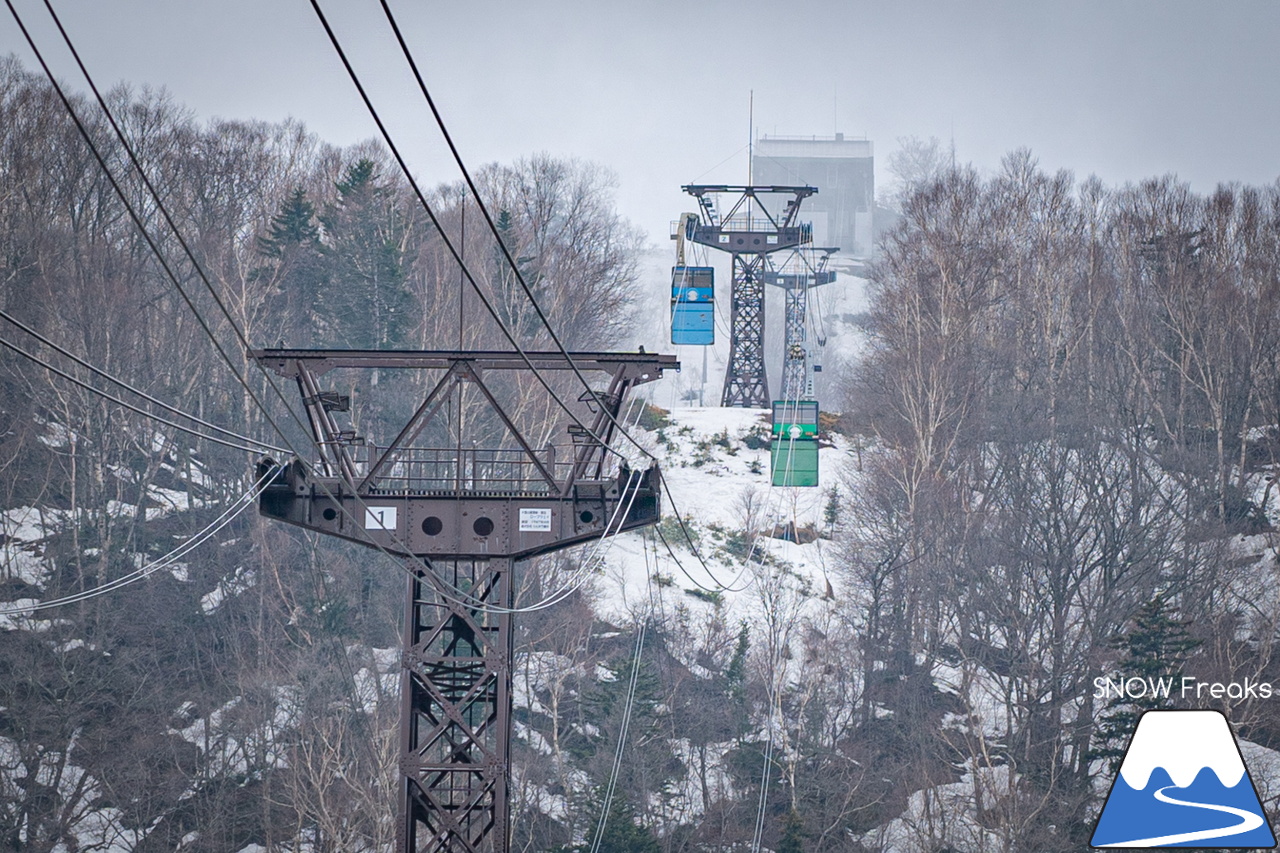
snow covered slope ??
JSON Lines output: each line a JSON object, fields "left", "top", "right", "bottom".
{"left": 592, "top": 405, "right": 851, "bottom": 627}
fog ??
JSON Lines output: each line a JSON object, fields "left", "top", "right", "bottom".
{"left": 3, "top": 0, "right": 1279, "bottom": 244}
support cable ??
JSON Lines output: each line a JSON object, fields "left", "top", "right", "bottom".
{"left": 750, "top": 702, "right": 777, "bottom": 853}
{"left": 306, "top": 0, "right": 639, "bottom": 463}
{"left": 0, "top": 334, "right": 280, "bottom": 456}
{"left": 7, "top": 0, "right": 462, "bottom": 615}
{"left": 5, "top": 8, "right": 402, "bottom": 782}
{"left": 9, "top": 0, "right": 303, "bottom": 463}
{"left": 16, "top": 8, "right": 389, "bottom": 773}
{"left": 653, "top": 525, "right": 726, "bottom": 595}
{"left": 373, "top": 0, "right": 656, "bottom": 462}
{"left": 0, "top": 464, "right": 277, "bottom": 615}
{"left": 10, "top": 13, "right": 399, "bottom": 782}
{"left": 27, "top": 3, "right": 516, "bottom": 627}
{"left": 688, "top": 143, "right": 750, "bottom": 185}
{"left": 587, "top": 528, "right": 653, "bottom": 853}
{"left": 657, "top": 475, "right": 741, "bottom": 591}
{"left": 0, "top": 309, "right": 286, "bottom": 454}
{"left": 745, "top": 387, "right": 809, "bottom": 853}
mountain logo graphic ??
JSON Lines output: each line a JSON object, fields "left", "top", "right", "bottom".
{"left": 1092, "top": 709, "right": 1276, "bottom": 848}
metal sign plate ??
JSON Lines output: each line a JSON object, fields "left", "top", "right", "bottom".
{"left": 519, "top": 507, "right": 552, "bottom": 532}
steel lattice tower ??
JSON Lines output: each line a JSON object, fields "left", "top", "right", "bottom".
{"left": 765, "top": 247, "right": 838, "bottom": 402}
{"left": 251, "top": 348, "right": 676, "bottom": 853}
{"left": 681, "top": 185, "right": 817, "bottom": 407}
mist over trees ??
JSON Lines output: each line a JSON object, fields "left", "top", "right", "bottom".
{"left": 4, "top": 53, "right": 1280, "bottom": 853}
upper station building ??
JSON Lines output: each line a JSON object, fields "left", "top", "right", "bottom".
{"left": 751, "top": 133, "right": 874, "bottom": 257}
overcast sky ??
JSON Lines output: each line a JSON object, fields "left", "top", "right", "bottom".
{"left": 3, "top": 0, "right": 1279, "bottom": 248}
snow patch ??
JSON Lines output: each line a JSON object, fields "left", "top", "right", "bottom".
{"left": 146, "top": 485, "right": 191, "bottom": 518}
{"left": 104, "top": 500, "right": 137, "bottom": 519}
{"left": 200, "top": 566, "right": 255, "bottom": 613}
{"left": 1, "top": 505, "right": 54, "bottom": 542}
{"left": 514, "top": 720, "right": 554, "bottom": 755}
{"left": 862, "top": 765, "right": 1014, "bottom": 853}
{"left": 37, "top": 420, "right": 71, "bottom": 448}
{"left": 372, "top": 646, "right": 400, "bottom": 671}
{"left": 0, "top": 600, "right": 40, "bottom": 630}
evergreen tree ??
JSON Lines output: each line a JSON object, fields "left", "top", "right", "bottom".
{"left": 777, "top": 809, "right": 807, "bottom": 853}
{"left": 726, "top": 620, "right": 751, "bottom": 738}
{"left": 490, "top": 207, "right": 542, "bottom": 343}
{"left": 260, "top": 187, "right": 320, "bottom": 255}
{"left": 1090, "top": 595, "right": 1201, "bottom": 772}
{"left": 258, "top": 187, "right": 325, "bottom": 345}
{"left": 318, "top": 158, "right": 412, "bottom": 349}
{"left": 558, "top": 788, "right": 660, "bottom": 853}
{"left": 823, "top": 485, "right": 841, "bottom": 536}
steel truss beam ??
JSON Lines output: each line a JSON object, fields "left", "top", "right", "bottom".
{"left": 781, "top": 284, "right": 809, "bottom": 402}
{"left": 763, "top": 248, "right": 838, "bottom": 402}
{"left": 400, "top": 558, "right": 512, "bottom": 853}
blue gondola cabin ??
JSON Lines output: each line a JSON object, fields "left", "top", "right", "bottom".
{"left": 671, "top": 266, "right": 714, "bottom": 345}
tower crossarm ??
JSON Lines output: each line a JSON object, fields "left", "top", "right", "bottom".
{"left": 252, "top": 350, "right": 674, "bottom": 488}
{"left": 252, "top": 348, "right": 677, "bottom": 377}
{"left": 679, "top": 185, "right": 818, "bottom": 255}
{"left": 250, "top": 348, "right": 677, "bottom": 558}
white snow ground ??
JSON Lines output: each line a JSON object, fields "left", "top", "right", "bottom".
{"left": 589, "top": 406, "right": 849, "bottom": 634}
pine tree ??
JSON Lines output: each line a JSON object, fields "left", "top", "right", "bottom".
{"left": 259, "top": 187, "right": 319, "bottom": 256}
{"left": 823, "top": 485, "right": 841, "bottom": 536}
{"left": 726, "top": 620, "right": 751, "bottom": 738}
{"left": 258, "top": 187, "right": 325, "bottom": 345}
{"left": 318, "top": 159, "right": 412, "bottom": 349}
{"left": 1090, "top": 595, "right": 1201, "bottom": 772}
{"left": 777, "top": 809, "right": 807, "bottom": 853}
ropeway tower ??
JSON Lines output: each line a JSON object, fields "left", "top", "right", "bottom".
{"left": 251, "top": 347, "right": 677, "bottom": 853}
{"left": 764, "top": 246, "right": 838, "bottom": 402}
{"left": 681, "top": 185, "right": 817, "bottom": 407}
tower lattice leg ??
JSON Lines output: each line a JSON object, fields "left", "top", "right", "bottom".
{"left": 780, "top": 285, "right": 808, "bottom": 402}
{"left": 399, "top": 558, "right": 512, "bottom": 853}
{"left": 722, "top": 253, "right": 769, "bottom": 407}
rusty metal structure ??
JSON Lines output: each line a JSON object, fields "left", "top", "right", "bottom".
{"left": 251, "top": 348, "right": 677, "bottom": 853}
{"left": 681, "top": 185, "right": 817, "bottom": 407}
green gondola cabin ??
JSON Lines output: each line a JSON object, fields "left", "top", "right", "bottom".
{"left": 770, "top": 400, "right": 820, "bottom": 487}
